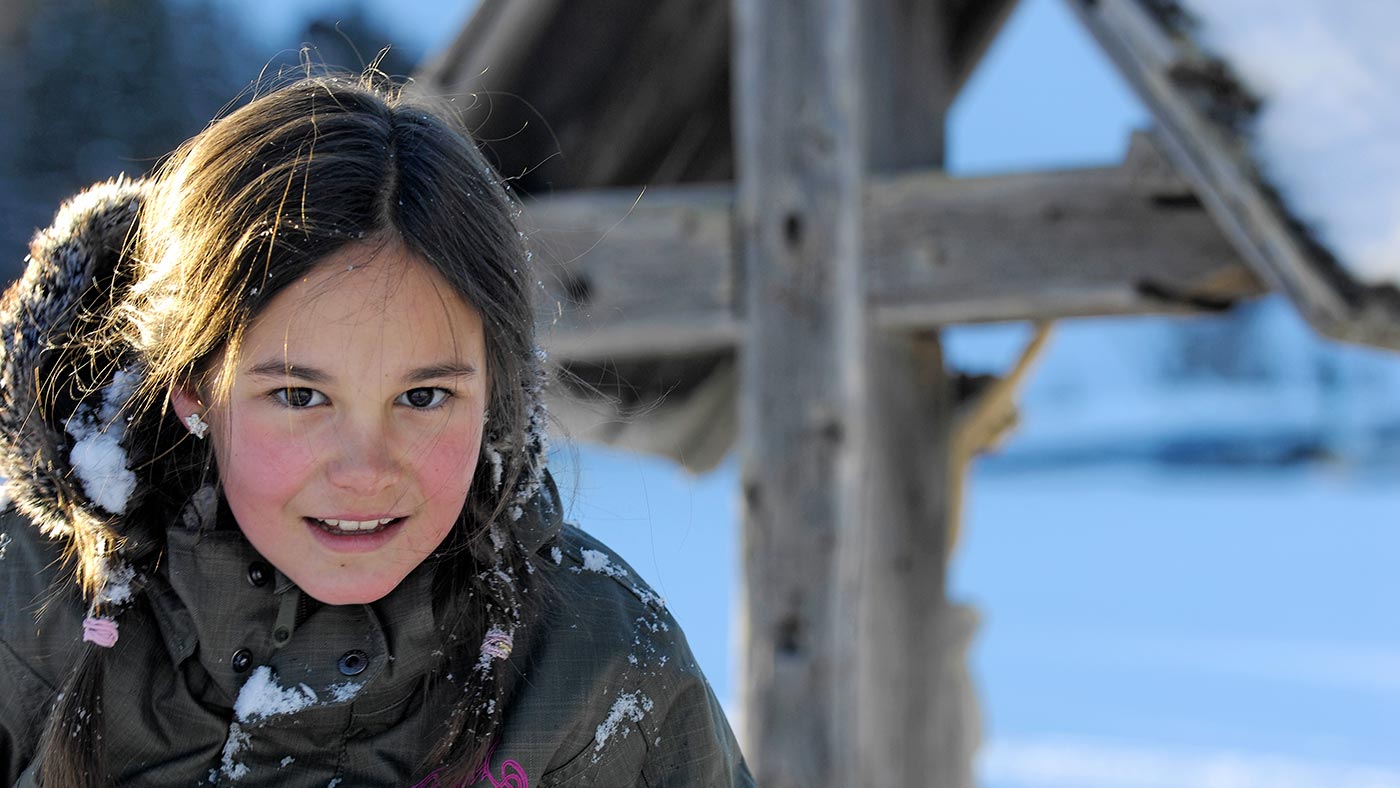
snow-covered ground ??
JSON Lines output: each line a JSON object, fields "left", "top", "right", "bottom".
{"left": 962, "top": 463, "right": 1400, "bottom": 786}
{"left": 943, "top": 299, "right": 1400, "bottom": 470}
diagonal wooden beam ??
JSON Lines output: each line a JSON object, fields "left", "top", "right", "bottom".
{"left": 526, "top": 132, "right": 1262, "bottom": 361}
{"left": 1062, "top": 0, "right": 1400, "bottom": 351}
{"left": 416, "top": 0, "right": 562, "bottom": 97}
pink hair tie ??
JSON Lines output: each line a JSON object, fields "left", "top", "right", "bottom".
{"left": 82, "top": 616, "right": 119, "bottom": 648}
{"left": 481, "top": 628, "right": 513, "bottom": 661}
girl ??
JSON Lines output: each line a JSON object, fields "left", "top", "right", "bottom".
{"left": 0, "top": 74, "right": 753, "bottom": 787}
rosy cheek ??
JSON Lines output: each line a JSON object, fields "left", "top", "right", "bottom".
{"left": 222, "top": 420, "right": 321, "bottom": 501}
{"left": 413, "top": 427, "right": 482, "bottom": 497}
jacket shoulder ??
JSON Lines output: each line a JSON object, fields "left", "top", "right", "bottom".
{"left": 0, "top": 508, "right": 83, "bottom": 685}
{"left": 0, "top": 508, "right": 85, "bottom": 786}
{"left": 512, "top": 525, "right": 753, "bottom": 787}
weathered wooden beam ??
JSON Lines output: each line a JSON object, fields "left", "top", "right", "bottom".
{"left": 524, "top": 184, "right": 736, "bottom": 359}
{"left": 867, "top": 132, "right": 1261, "bottom": 329}
{"left": 1062, "top": 0, "right": 1400, "bottom": 350}
{"left": 862, "top": 0, "right": 951, "bottom": 169}
{"left": 418, "top": 0, "right": 729, "bottom": 191}
{"left": 733, "top": 0, "right": 866, "bottom": 786}
{"left": 415, "top": 0, "right": 562, "bottom": 96}
{"left": 526, "top": 135, "right": 1262, "bottom": 361}
{"left": 566, "top": 1, "right": 730, "bottom": 185}
{"left": 854, "top": 1, "right": 977, "bottom": 786}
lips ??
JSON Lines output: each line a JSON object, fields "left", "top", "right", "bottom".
{"left": 307, "top": 516, "right": 403, "bottom": 535}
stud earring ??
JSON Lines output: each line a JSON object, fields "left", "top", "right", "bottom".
{"left": 184, "top": 413, "right": 210, "bottom": 440}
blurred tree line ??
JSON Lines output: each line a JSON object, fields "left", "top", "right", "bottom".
{"left": 0, "top": 0, "right": 417, "bottom": 282}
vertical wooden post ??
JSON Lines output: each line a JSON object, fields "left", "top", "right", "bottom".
{"left": 853, "top": 2, "right": 980, "bottom": 788}
{"left": 733, "top": 0, "right": 866, "bottom": 785}
{"left": 737, "top": 0, "right": 979, "bottom": 786}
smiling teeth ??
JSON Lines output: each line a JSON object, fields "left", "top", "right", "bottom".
{"left": 318, "top": 517, "right": 396, "bottom": 531}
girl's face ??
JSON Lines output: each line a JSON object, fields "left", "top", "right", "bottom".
{"left": 174, "top": 243, "right": 489, "bottom": 605}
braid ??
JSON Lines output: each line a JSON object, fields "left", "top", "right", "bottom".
{"left": 37, "top": 554, "right": 146, "bottom": 788}
{"left": 421, "top": 352, "right": 551, "bottom": 786}
{"left": 28, "top": 354, "right": 184, "bottom": 786}
{"left": 38, "top": 645, "right": 110, "bottom": 787}
{"left": 423, "top": 542, "right": 536, "bottom": 787}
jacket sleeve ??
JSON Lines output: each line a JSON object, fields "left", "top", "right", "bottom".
{"left": 640, "top": 672, "right": 756, "bottom": 788}
{"left": 538, "top": 530, "right": 756, "bottom": 788}
{"left": 0, "top": 638, "right": 54, "bottom": 786}
{"left": 0, "top": 513, "right": 75, "bottom": 787}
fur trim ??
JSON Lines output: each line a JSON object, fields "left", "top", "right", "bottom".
{"left": 0, "top": 177, "right": 144, "bottom": 542}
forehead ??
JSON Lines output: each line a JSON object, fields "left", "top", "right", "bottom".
{"left": 240, "top": 243, "right": 484, "bottom": 365}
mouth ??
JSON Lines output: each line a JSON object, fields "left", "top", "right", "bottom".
{"left": 305, "top": 516, "right": 405, "bottom": 536}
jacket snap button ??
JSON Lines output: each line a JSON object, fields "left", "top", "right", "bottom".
{"left": 247, "top": 561, "right": 272, "bottom": 587}
{"left": 273, "top": 627, "right": 291, "bottom": 644}
{"left": 337, "top": 650, "right": 368, "bottom": 676}
{"left": 231, "top": 648, "right": 253, "bottom": 673}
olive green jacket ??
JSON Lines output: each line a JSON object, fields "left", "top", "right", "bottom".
{"left": 0, "top": 497, "right": 753, "bottom": 786}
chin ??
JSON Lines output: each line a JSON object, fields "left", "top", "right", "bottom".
{"left": 315, "top": 592, "right": 386, "bottom": 605}
{"left": 302, "top": 579, "right": 398, "bottom": 606}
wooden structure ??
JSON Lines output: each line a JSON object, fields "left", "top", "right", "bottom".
{"left": 417, "top": 1, "right": 1394, "bottom": 786}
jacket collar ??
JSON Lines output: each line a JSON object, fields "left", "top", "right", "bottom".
{"left": 147, "top": 483, "right": 561, "bottom": 716}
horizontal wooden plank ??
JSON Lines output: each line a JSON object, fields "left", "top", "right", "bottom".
{"left": 525, "top": 133, "right": 1263, "bottom": 361}
{"left": 522, "top": 184, "right": 738, "bottom": 359}
{"left": 867, "top": 131, "right": 1259, "bottom": 328}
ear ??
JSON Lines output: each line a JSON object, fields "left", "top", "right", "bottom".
{"left": 169, "top": 384, "right": 204, "bottom": 424}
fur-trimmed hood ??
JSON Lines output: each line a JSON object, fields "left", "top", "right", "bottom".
{"left": 0, "top": 178, "right": 146, "bottom": 546}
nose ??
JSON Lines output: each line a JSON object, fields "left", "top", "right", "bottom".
{"left": 325, "top": 417, "right": 402, "bottom": 495}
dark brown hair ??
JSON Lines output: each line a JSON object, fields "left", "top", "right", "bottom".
{"left": 39, "top": 73, "right": 546, "bottom": 787}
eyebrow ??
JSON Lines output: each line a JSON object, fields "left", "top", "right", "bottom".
{"left": 246, "top": 361, "right": 479, "bottom": 383}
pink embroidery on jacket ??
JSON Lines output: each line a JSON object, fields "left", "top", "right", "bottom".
{"left": 412, "top": 741, "right": 528, "bottom": 788}
{"left": 477, "top": 758, "right": 528, "bottom": 788}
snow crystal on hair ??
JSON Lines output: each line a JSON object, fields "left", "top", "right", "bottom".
{"left": 65, "top": 368, "right": 141, "bottom": 515}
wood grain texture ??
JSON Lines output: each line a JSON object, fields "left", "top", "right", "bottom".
{"left": 526, "top": 136, "right": 1260, "bottom": 362}
{"left": 416, "top": 0, "right": 735, "bottom": 193}
{"left": 866, "top": 133, "right": 1261, "bottom": 328}
{"left": 733, "top": 0, "right": 867, "bottom": 784}
{"left": 526, "top": 184, "right": 737, "bottom": 359}
{"left": 1063, "top": 0, "right": 1400, "bottom": 350}
{"left": 849, "top": 2, "right": 976, "bottom": 786}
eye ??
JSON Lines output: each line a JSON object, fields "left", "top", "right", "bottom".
{"left": 397, "top": 387, "right": 451, "bottom": 409}
{"left": 273, "top": 387, "right": 327, "bottom": 408}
